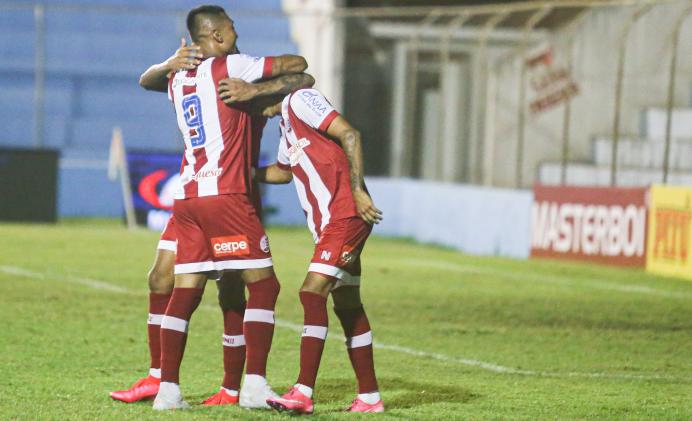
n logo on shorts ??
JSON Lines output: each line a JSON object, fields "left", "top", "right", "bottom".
{"left": 211, "top": 235, "right": 250, "bottom": 257}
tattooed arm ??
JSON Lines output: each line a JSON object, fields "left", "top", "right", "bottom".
{"left": 326, "top": 116, "right": 383, "bottom": 225}
{"left": 218, "top": 73, "right": 315, "bottom": 104}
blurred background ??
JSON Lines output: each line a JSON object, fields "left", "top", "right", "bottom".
{"left": 0, "top": 0, "right": 691, "bottom": 273}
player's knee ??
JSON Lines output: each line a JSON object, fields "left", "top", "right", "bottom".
{"left": 301, "top": 273, "right": 334, "bottom": 297}
{"left": 246, "top": 274, "right": 281, "bottom": 299}
{"left": 218, "top": 290, "right": 246, "bottom": 312}
{"left": 148, "top": 268, "right": 174, "bottom": 294}
{"left": 332, "top": 286, "right": 362, "bottom": 311}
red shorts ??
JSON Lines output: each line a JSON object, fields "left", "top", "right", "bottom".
{"left": 157, "top": 187, "right": 261, "bottom": 255}
{"left": 308, "top": 217, "right": 371, "bottom": 287}
{"left": 157, "top": 215, "right": 177, "bottom": 253}
{"left": 173, "top": 194, "right": 273, "bottom": 275}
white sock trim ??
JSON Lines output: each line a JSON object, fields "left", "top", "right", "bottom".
{"left": 295, "top": 383, "right": 313, "bottom": 398}
{"left": 242, "top": 374, "right": 267, "bottom": 389}
{"left": 222, "top": 334, "right": 246, "bottom": 347}
{"left": 346, "top": 331, "right": 372, "bottom": 348}
{"left": 243, "top": 309, "right": 275, "bottom": 324}
{"left": 161, "top": 315, "right": 189, "bottom": 333}
{"left": 358, "top": 391, "right": 381, "bottom": 405}
{"left": 222, "top": 387, "right": 239, "bottom": 397}
{"left": 148, "top": 313, "right": 163, "bottom": 325}
{"left": 149, "top": 367, "right": 161, "bottom": 378}
{"left": 302, "top": 325, "right": 328, "bottom": 340}
{"left": 158, "top": 381, "right": 181, "bottom": 396}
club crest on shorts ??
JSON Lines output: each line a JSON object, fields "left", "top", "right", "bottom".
{"left": 260, "top": 235, "right": 270, "bottom": 253}
{"left": 339, "top": 245, "right": 358, "bottom": 265}
{"left": 211, "top": 235, "right": 250, "bottom": 257}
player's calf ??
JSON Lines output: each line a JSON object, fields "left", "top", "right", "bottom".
{"left": 239, "top": 273, "right": 281, "bottom": 409}
{"left": 110, "top": 250, "right": 175, "bottom": 403}
{"left": 333, "top": 286, "right": 383, "bottom": 411}
{"left": 155, "top": 282, "right": 204, "bottom": 410}
{"left": 217, "top": 275, "right": 247, "bottom": 397}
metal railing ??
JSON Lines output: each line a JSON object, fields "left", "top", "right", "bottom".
{"left": 336, "top": 0, "right": 690, "bottom": 187}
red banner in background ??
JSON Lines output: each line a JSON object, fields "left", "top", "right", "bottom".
{"left": 530, "top": 185, "right": 649, "bottom": 267}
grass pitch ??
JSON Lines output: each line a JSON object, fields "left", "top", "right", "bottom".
{"left": 0, "top": 220, "right": 691, "bottom": 420}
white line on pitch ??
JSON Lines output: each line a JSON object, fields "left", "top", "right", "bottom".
{"left": 388, "top": 258, "right": 692, "bottom": 299}
{"left": 0, "top": 265, "right": 133, "bottom": 294}
{"left": 0, "top": 265, "right": 684, "bottom": 382}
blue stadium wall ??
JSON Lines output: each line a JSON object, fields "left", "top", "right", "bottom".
{"left": 0, "top": 0, "right": 298, "bottom": 217}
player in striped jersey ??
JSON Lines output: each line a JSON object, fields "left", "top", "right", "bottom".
{"left": 110, "top": 5, "right": 314, "bottom": 411}
{"left": 218, "top": 82, "right": 385, "bottom": 413}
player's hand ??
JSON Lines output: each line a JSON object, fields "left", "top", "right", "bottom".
{"left": 262, "top": 102, "right": 282, "bottom": 117}
{"left": 165, "top": 38, "right": 203, "bottom": 75}
{"left": 353, "top": 190, "right": 383, "bottom": 225}
{"left": 218, "top": 78, "right": 259, "bottom": 104}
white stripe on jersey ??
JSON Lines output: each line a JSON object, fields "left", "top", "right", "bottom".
{"left": 293, "top": 175, "right": 318, "bottom": 242}
{"left": 282, "top": 112, "right": 333, "bottom": 237}
{"left": 297, "top": 152, "right": 332, "bottom": 233}
{"left": 196, "top": 59, "right": 222, "bottom": 197}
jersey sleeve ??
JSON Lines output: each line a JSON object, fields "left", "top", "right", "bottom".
{"left": 277, "top": 137, "right": 291, "bottom": 170}
{"left": 289, "top": 89, "right": 340, "bottom": 132}
{"left": 226, "top": 54, "right": 275, "bottom": 82}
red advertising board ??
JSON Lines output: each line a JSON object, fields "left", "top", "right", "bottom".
{"left": 531, "top": 185, "right": 649, "bottom": 267}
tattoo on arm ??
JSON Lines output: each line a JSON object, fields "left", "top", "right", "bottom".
{"left": 255, "top": 73, "right": 315, "bottom": 98}
{"left": 341, "top": 129, "right": 364, "bottom": 191}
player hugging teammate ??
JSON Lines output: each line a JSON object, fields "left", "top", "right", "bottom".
{"left": 109, "top": 4, "right": 384, "bottom": 415}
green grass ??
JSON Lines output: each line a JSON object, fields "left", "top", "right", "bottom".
{"left": 0, "top": 220, "right": 691, "bottom": 420}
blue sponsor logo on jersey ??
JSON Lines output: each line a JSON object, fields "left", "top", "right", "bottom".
{"left": 300, "top": 91, "right": 328, "bottom": 115}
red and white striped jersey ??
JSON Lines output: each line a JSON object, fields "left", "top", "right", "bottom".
{"left": 168, "top": 53, "right": 273, "bottom": 199}
{"left": 277, "top": 88, "right": 358, "bottom": 242}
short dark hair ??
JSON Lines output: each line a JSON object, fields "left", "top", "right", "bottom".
{"left": 186, "top": 5, "right": 228, "bottom": 41}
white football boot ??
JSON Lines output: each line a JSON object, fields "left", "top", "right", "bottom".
{"left": 152, "top": 382, "right": 190, "bottom": 410}
{"left": 239, "top": 374, "right": 279, "bottom": 409}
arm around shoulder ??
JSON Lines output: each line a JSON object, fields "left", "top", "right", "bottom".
{"left": 270, "top": 55, "right": 308, "bottom": 76}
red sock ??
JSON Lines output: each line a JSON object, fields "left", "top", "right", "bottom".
{"left": 221, "top": 304, "right": 246, "bottom": 391}
{"left": 335, "top": 306, "right": 379, "bottom": 393}
{"left": 243, "top": 276, "right": 280, "bottom": 376}
{"left": 147, "top": 293, "right": 171, "bottom": 371}
{"left": 296, "top": 291, "right": 328, "bottom": 388}
{"left": 160, "top": 287, "right": 203, "bottom": 384}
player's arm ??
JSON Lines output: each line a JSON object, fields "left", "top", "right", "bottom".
{"left": 268, "top": 54, "right": 308, "bottom": 77}
{"left": 255, "top": 164, "right": 293, "bottom": 184}
{"left": 139, "top": 38, "right": 203, "bottom": 92}
{"left": 245, "top": 94, "right": 284, "bottom": 117}
{"left": 326, "top": 116, "right": 383, "bottom": 225}
{"left": 218, "top": 73, "right": 315, "bottom": 104}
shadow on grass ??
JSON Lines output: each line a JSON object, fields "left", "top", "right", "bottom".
{"left": 315, "top": 377, "right": 477, "bottom": 412}
{"left": 130, "top": 377, "right": 476, "bottom": 415}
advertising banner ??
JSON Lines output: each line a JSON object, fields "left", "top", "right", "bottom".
{"left": 646, "top": 185, "right": 692, "bottom": 281}
{"left": 126, "top": 150, "right": 180, "bottom": 231}
{"left": 531, "top": 185, "right": 648, "bottom": 267}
